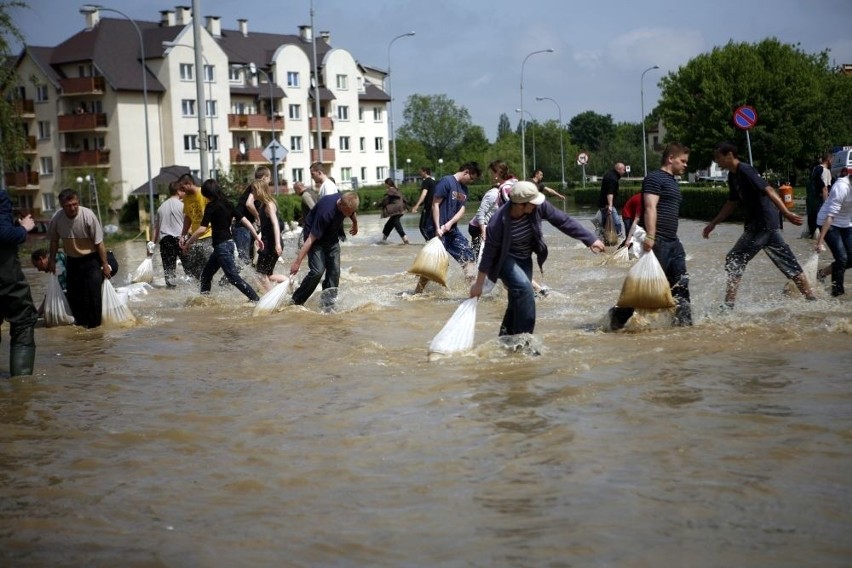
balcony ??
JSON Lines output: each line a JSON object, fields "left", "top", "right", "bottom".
{"left": 12, "top": 99, "right": 35, "bottom": 117}
{"left": 230, "top": 147, "right": 268, "bottom": 164}
{"left": 60, "top": 149, "right": 110, "bottom": 168}
{"left": 59, "top": 76, "right": 106, "bottom": 96}
{"left": 23, "top": 135, "right": 37, "bottom": 154}
{"left": 4, "top": 171, "right": 39, "bottom": 188}
{"left": 228, "top": 113, "right": 284, "bottom": 131}
{"left": 309, "top": 116, "right": 334, "bottom": 131}
{"left": 310, "top": 148, "right": 335, "bottom": 163}
{"left": 58, "top": 113, "right": 108, "bottom": 132}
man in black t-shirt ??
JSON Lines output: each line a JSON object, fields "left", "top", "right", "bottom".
{"left": 592, "top": 163, "right": 626, "bottom": 243}
{"left": 411, "top": 167, "right": 438, "bottom": 240}
{"left": 805, "top": 152, "right": 833, "bottom": 238}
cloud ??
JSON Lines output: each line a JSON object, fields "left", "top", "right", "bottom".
{"left": 574, "top": 49, "right": 603, "bottom": 70}
{"left": 605, "top": 27, "right": 706, "bottom": 72}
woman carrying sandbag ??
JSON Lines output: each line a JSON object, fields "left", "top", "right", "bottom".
{"left": 469, "top": 181, "right": 604, "bottom": 337}
{"left": 606, "top": 143, "right": 693, "bottom": 331}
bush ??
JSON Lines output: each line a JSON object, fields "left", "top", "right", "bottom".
{"left": 574, "top": 186, "right": 743, "bottom": 222}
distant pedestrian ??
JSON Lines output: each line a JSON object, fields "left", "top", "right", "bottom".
{"left": 253, "top": 179, "right": 286, "bottom": 292}
{"left": 152, "top": 180, "right": 185, "bottom": 287}
{"left": 805, "top": 152, "right": 833, "bottom": 238}
{"left": 233, "top": 166, "right": 269, "bottom": 266}
{"left": 379, "top": 178, "right": 410, "bottom": 244}
{"left": 814, "top": 168, "right": 852, "bottom": 296}
{"left": 529, "top": 169, "right": 566, "bottom": 201}
{"left": 592, "top": 162, "right": 626, "bottom": 242}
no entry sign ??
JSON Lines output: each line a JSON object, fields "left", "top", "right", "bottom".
{"left": 734, "top": 105, "right": 758, "bottom": 130}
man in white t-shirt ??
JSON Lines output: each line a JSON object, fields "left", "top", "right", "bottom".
{"left": 310, "top": 162, "right": 338, "bottom": 198}
{"left": 153, "top": 180, "right": 185, "bottom": 287}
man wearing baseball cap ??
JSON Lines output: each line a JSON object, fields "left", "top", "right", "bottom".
{"left": 470, "top": 181, "right": 605, "bottom": 337}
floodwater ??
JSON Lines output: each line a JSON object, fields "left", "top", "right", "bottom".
{"left": 2, "top": 205, "right": 851, "bottom": 567}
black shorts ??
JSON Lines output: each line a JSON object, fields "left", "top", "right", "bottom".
{"left": 255, "top": 252, "right": 279, "bottom": 276}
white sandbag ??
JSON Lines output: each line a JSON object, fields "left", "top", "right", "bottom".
{"left": 44, "top": 274, "right": 74, "bottom": 327}
{"left": 429, "top": 298, "right": 477, "bottom": 355}
{"left": 131, "top": 257, "right": 153, "bottom": 284}
{"left": 616, "top": 251, "right": 675, "bottom": 309}
{"left": 603, "top": 212, "right": 619, "bottom": 246}
{"left": 409, "top": 237, "right": 450, "bottom": 287}
{"left": 102, "top": 279, "right": 136, "bottom": 325}
{"left": 785, "top": 252, "right": 821, "bottom": 296}
{"left": 601, "top": 245, "right": 631, "bottom": 266}
{"left": 477, "top": 239, "right": 497, "bottom": 295}
{"left": 253, "top": 278, "right": 295, "bottom": 316}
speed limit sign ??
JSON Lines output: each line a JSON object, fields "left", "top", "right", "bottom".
{"left": 577, "top": 152, "right": 589, "bottom": 165}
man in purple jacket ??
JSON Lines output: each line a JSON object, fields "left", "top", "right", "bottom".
{"left": 469, "top": 181, "right": 605, "bottom": 337}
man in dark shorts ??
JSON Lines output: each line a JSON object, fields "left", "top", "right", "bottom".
{"left": 703, "top": 142, "right": 816, "bottom": 309}
{"left": 411, "top": 166, "right": 437, "bottom": 240}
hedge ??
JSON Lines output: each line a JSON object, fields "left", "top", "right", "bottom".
{"left": 573, "top": 186, "right": 745, "bottom": 222}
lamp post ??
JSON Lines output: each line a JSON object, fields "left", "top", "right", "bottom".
{"left": 438, "top": 158, "right": 443, "bottom": 178}
{"left": 247, "top": 63, "right": 279, "bottom": 194}
{"left": 163, "top": 41, "right": 216, "bottom": 177}
{"left": 515, "top": 109, "right": 536, "bottom": 171}
{"left": 405, "top": 158, "right": 411, "bottom": 183}
{"left": 520, "top": 48, "right": 553, "bottom": 180}
{"left": 80, "top": 4, "right": 154, "bottom": 235}
{"left": 387, "top": 31, "right": 416, "bottom": 184}
{"left": 641, "top": 65, "right": 660, "bottom": 179}
{"left": 536, "top": 96, "right": 565, "bottom": 190}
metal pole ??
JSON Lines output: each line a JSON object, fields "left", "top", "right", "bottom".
{"left": 520, "top": 49, "right": 553, "bottom": 180}
{"left": 191, "top": 0, "right": 208, "bottom": 180}
{"left": 310, "top": 0, "right": 323, "bottom": 165}
{"left": 387, "top": 31, "right": 415, "bottom": 184}
{"left": 640, "top": 65, "right": 659, "bottom": 179}
{"left": 250, "top": 64, "right": 279, "bottom": 194}
{"left": 536, "top": 96, "right": 565, "bottom": 190}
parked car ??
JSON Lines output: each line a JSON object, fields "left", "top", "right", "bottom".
{"left": 830, "top": 148, "right": 852, "bottom": 179}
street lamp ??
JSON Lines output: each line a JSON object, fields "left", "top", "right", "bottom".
{"left": 515, "top": 109, "right": 536, "bottom": 172}
{"left": 405, "top": 158, "right": 411, "bottom": 182}
{"left": 641, "top": 65, "right": 660, "bottom": 179}
{"left": 520, "top": 48, "right": 553, "bottom": 179}
{"left": 536, "top": 96, "right": 565, "bottom": 190}
{"left": 163, "top": 41, "right": 216, "bottom": 177}
{"left": 80, "top": 4, "right": 154, "bottom": 235}
{"left": 387, "top": 31, "right": 416, "bottom": 184}
{"left": 246, "top": 62, "right": 279, "bottom": 194}
{"left": 438, "top": 158, "right": 443, "bottom": 178}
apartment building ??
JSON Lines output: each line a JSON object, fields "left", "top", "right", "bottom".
{"left": 6, "top": 5, "right": 391, "bottom": 220}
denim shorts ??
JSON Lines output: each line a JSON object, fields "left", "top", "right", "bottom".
{"left": 726, "top": 228, "right": 803, "bottom": 279}
{"left": 442, "top": 227, "right": 476, "bottom": 265}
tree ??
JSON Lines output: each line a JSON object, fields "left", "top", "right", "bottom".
{"left": 656, "top": 38, "right": 851, "bottom": 174}
{"left": 0, "top": 1, "right": 29, "bottom": 172}
{"left": 496, "top": 113, "right": 512, "bottom": 141}
{"left": 567, "top": 111, "right": 616, "bottom": 153}
{"left": 398, "top": 94, "right": 473, "bottom": 164}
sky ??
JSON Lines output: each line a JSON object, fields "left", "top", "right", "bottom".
{"left": 11, "top": 0, "right": 852, "bottom": 142}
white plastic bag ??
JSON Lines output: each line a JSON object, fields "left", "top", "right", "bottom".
{"left": 131, "top": 257, "right": 153, "bottom": 284}
{"left": 102, "top": 279, "right": 136, "bottom": 325}
{"left": 44, "top": 274, "right": 74, "bottom": 327}
{"left": 616, "top": 251, "right": 675, "bottom": 309}
{"left": 253, "top": 278, "right": 296, "bottom": 316}
{"left": 429, "top": 298, "right": 477, "bottom": 355}
{"left": 409, "top": 237, "right": 450, "bottom": 287}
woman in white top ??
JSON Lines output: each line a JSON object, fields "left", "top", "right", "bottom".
{"left": 814, "top": 167, "right": 852, "bottom": 296}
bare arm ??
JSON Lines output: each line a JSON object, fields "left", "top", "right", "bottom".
{"left": 642, "top": 193, "right": 659, "bottom": 252}
{"left": 411, "top": 188, "right": 428, "bottom": 212}
{"left": 96, "top": 240, "right": 111, "bottom": 279}
{"left": 290, "top": 232, "right": 316, "bottom": 275}
{"left": 703, "top": 201, "right": 739, "bottom": 238}
{"left": 766, "top": 185, "right": 803, "bottom": 225}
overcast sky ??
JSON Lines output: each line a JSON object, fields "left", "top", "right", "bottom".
{"left": 12, "top": 0, "right": 852, "bottom": 141}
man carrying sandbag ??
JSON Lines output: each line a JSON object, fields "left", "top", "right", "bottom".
{"left": 470, "top": 181, "right": 604, "bottom": 337}
{"left": 606, "top": 143, "right": 693, "bottom": 330}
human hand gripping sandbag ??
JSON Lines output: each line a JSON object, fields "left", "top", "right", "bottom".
{"left": 102, "top": 278, "right": 136, "bottom": 325}
{"left": 409, "top": 237, "right": 449, "bottom": 287}
{"left": 131, "top": 257, "right": 154, "bottom": 284}
{"left": 44, "top": 274, "right": 74, "bottom": 327}
{"left": 616, "top": 250, "right": 675, "bottom": 309}
{"left": 253, "top": 277, "right": 296, "bottom": 316}
{"left": 428, "top": 297, "right": 477, "bottom": 356}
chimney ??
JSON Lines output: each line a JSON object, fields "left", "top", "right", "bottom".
{"left": 206, "top": 16, "right": 221, "bottom": 37}
{"left": 319, "top": 30, "right": 330, "bottom": 43}
{"left": 176, "top": 5, "right": 192, "bottom": 25}
{"left": 238, "top": 18, "right": 248, "bottom": 37}
{"left": 299, "top": 25, "right": 312, "bottom": 42}
{"left": 160, "top": 10, "right": 175, "bottom": 27}
{"left": 81, "top": 7, "right": 100, "bottom": 30}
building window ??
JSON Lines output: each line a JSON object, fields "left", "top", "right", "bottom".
{"left": 360, "top": 167, "right": 367, "bottom": 181}
{"left": 340, "top": 167, "right": 352, "bottom": 181}
{"left": 287, "top": 71, "right": 300, "bottom": 87}
{"left": 359, "top": 107, "right": 364, "bottom": 122}
{"left": 374, "top": 137, "right": 384, "bottom": 152}
{"left": 233, "top": 102, "right": 248, "bottom": 114}
{"left": 376, "top": 166, "right": 386, "bottom": 180}
{"left": 36, "top": 84, "right": 49, "bottom": 102}
{"left": 292, "top": 168, "right": 304, "bottom": 182}
{"left": 42, "top": 191, "right": 56, "bottom": 212}
{"left": 337, "top": 105, "right": 349, "bottom": 121}
{"left": 208, "top": 135, "right": 219, "bottom": 151}
{"left": 204, "top": 64, "right": 214, "bottom": 82}
{"left": 290, "top": 136, "right": 303, "bottom": 151}
{"left": 40, "top": 156, "right": 54, "bottom": 175}
{"left": 183, "top": 135, "right": 199, "bottom": 151}
{"left": 206, "top": 100, "right": 217, "bottom": 117}
{"left": 359, "top": 137, "right": 366, "bottom": 152}
{"left": 339, "top": 136, "right": 350, "bottom": 151}
{"left": 182, "top": 99, "right": 196, "bottom": 117}
{"left": 38, "top": 121, "right": 51, "bottom": 140}
{"left": 17, "top": 194, "right": 33, "bottom": 210}
{"left": 180, "top": 63, "right": 194, "bottom": 80}
{"left": 336, "top": 74, "right": 348, "bottom": 90}
{"left": 373, "top": 107, "right": 382, "bottom": 122}
{"left": 229, "top": 67, "right": 241, "bottom": 82}
{"left": 289, "top": 104, "right": 301, "bottom": 120}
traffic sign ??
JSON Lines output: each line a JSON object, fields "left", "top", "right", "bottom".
{"left": 733, "top": 105, "right": 758, "bottom": 130}
{"left": 577, "top": 152, "right": 589, "bottom": 165}
{"left": 262, "top": 140, "right": 288, "bottom": 163}
{"left": 625, "top": 165, "right": 631, "bottom": 173}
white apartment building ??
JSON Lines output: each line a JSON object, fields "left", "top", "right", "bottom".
{"left": 6, "top": 5, "right": 391, "bottom": 221}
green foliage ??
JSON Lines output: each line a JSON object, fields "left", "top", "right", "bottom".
{"left": 567, "top": 110, "right": 616, "bottom": 153}
{"left": 398, "top": 94, "right": 473, "bottom": 163}
{"left": 0, "top": 1, "right": 30, "bottom": 170}
{"left": 119, "top": 195, "right": 140, "bottom": 225}
{"left": 574, "top": 185, "right": 742, "bottom": 222}
{"left": 496, "top": 113, "right": 512, "bottom": 140}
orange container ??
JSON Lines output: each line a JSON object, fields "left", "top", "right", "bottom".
{"left": 779, "top": 183, "right": 794, "bottom": 209}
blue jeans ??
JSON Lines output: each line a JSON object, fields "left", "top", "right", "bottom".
{"left": 498, "top": 255, "right": 536, "bottom": 336}
{"left": 232, "top": 225, "right": 253, "bottom": 266}
{"left": 200, "top": 240, "right": 259, "bottom": 301}
{"left": 292, "top": 240, "right": 341, "bottom": 306}
{"left": 823, "top": 225, "right": 852, "bottom": 296}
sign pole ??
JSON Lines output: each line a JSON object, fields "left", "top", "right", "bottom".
{"left": 746, "top": 130, "right": 753, "bottom": 166}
